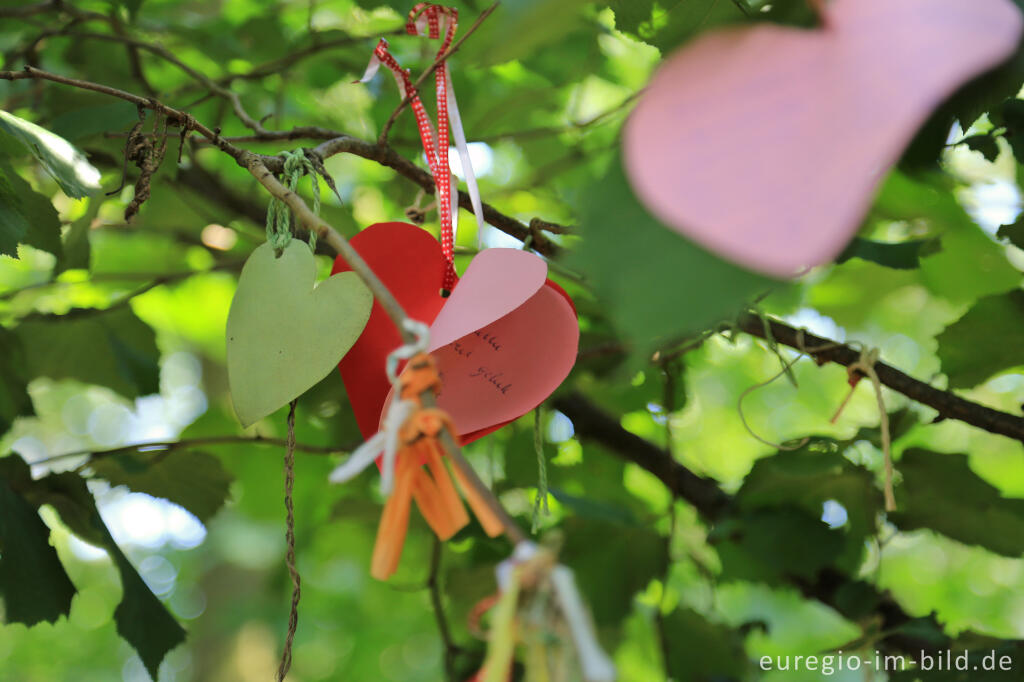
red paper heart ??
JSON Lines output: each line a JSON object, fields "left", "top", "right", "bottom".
{"left": 622, "top": 0, "right": 1023, "bottom": 277}
{"left": 334, "top": 222, "right": 578, "bottom": 443}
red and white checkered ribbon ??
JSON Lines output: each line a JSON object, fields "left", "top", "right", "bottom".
{"left": 358, "top": 4, "right": 485, "bottom": 293}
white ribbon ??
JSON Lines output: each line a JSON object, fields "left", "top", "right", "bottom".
{"left": 445, "top": 69, "right": 486, "bottom": 248}
{"left": 357, "top": 47, "right": 383, "bottom": 84}
{"left": 551, "top": 566, "right": 616, "bottom": 682}
{"left": 496, "top": 542, "right": 617, "bottom": 682}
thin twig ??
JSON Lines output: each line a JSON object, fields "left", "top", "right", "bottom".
{"left": 220, "top": 29, "right": 404, "bottom": 84}
{"left": 551, "top": 390, "right": 938, "bottom": 659}
{"left": 32, "top": 435, "right": 354, "bottom": 468}
{"left": 475, "top": 90, "right": 642, "bottom": 144}
{"left": 428, "top": 538, "right": 461, "bottom": 681}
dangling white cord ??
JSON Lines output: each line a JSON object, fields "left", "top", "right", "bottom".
{"left": 496, "top": 542, "right": 617, "bottom": 682}
{"left": 328, "top": 319, "right": 431, "bottom": 494}
{"left": 550, "top": 566, "right": 616, "bottom": 682}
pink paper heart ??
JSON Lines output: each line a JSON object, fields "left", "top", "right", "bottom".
{"left": 623, "top": 0, "right": 1023, "bottom": 277}
{"left": 334, "top": 222, "right": 578, "bottom": 442}
{"left": 429, "top": 248, "right": 577, "bottom": 436}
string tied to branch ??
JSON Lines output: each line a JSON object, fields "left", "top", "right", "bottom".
{"left": 830, "top": 345, "right": 896, "bottom": 512}
{"left": 266, "top": 148, "right": 320, "bottom": 255}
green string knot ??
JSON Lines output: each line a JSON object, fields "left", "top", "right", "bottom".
{"left": 266, "top": 148, "right": 321, "bottom": 255}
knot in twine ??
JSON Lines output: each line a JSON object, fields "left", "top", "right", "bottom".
{"left": 831, "top": 345, "right": 896, "bottom": 512}
{"left": 738, "top": 327, "right": 896, "bottom": 513}
{"left": 266, "top": 149, "right": 321, "bottom": 254}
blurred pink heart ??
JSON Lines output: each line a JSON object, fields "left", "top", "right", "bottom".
{"left": 623, "top": 0, "right": 1023, "bottom": 277}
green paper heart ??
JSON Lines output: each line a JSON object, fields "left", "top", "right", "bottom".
{"left": 226, "top": 241, "right": 372, "bottom": 427}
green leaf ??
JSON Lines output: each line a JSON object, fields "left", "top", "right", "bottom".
{"left": 0, "top": 110, "right": 102, "bottom": 199}
{"left": 50, "top": 101, "right": 138, "bottom": 142}
{"left": 643, "top": 0, "right": 748, "bottom": 52}
{"left": 663, "top": 607, "right": 749, "bottom": 682}
{"left": 0, "top": 327, "right": 34, "bottom": 436}
{"left": 123, "top": 0, "right": 146, "bottom": 19}
{"left": 890, "top": 449, "right": 1024, "bottom": 557}
{"left": 874, "top": 172, "right": 1021, "bottom": 301}
{"left": 0, "top": 164, "right": 62, "bottom": 257}
{"left": 560, "top": 517, "right": 666, "bottom": 629}
{"left": 936, "top": 290, "right": 1024, "bottom": 388}
{"left": 736, "top": 444, "right": 880, "bottom": 571}
{"left": 755, "top": 0, "right": 820, "bottom": 26}
{"left": 460, "top": 0, "right": 593, "bottom": 66}
{"left": 836, "top": 237, "right": 939, "bottom": 270}
{"left": 0, "top": 456, "right": 77, "bottom": 627}
{"left": 549, "top": 487, "right": 639, "bottom": 526}
{"left": 24, "top": 469, "right": 186, "bottom": 679}
{"left": 571, "top": 157, "right": 775, "bottom": 355}
{"left": 964, "top": 134, "right": 1001, "bottom": 162}
{"left": 712, "top": 507, "right": 845, "bottom": 585}
{"left": 610, "top": 0, "right": 814, "bottom": 49}
{"left": 14, "top": 307, "right": 160, "bottom": 399}
{"left": 89, "top": 450, "right": 233, "bottom": 524}
{"left": 607, "top": 0, "right": 654, "bottom": 35}
{"left": 996, "top": 219, "right": 1024, "bottom": 250}
{"left": 55, "top": 198, "right": 98, "bottom": 274}
{"left": 1001, "top": 98, "right": 1024, "bottom": 129}
{"left": 0, "top": 169, "right": 28, "bottom": 256}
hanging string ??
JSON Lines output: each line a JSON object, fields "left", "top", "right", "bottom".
{"left": 737, "top": 327, "right": 843, "bottom": 451}
{"left": 831, "top": 347, "right": 896, "bottom": 512}
{"left": 266, "top": 149, "right": 321, "bottom": 254}
{"left": 736, "top": 353, "right": 812, "bottom": 452}
{"left": 740, "top": 325, "right": 897, "bottom": 511}
{"left": 277, "top": 400, "right": 302, "bottom": 682}
{"left": 531, "top": 407, "right": 550, "bottom": 533}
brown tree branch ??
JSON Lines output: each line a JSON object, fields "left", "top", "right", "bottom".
{"left": 552, "top": 392, "right": 730, "bottom": 518}
{"left": 735, "top": 313, "right": 1024, "bottom": 443}
{"left": 32, "top": 434, "right": 356, "bottom": 468}
{"left": 0, "top": 66, "right": 564, "bottom": 257}
{"left": 306, "top": 135, "right": 564, "bottom": 256}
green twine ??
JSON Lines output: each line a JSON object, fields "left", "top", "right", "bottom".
{"left": 531, "top": 407, "right": 550, "bottom": 534}
{"left": 266, "top": 149, "right": 321, "bottom": 255}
